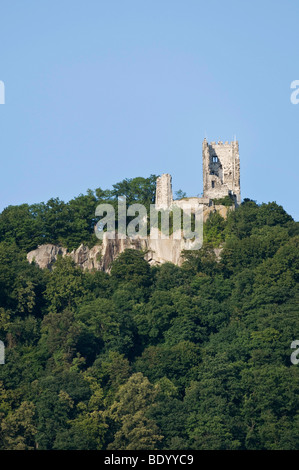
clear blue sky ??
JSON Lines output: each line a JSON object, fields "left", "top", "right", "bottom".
{"left": 0, "top": 0, "right": 298, "bottom": 219}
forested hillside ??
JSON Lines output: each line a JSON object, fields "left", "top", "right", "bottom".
{"left": 0, "top": 176, "right": 298, "bottom": 450}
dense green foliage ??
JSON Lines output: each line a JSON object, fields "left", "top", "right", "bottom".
{"left": 0, "top": 179, "right": 298, "bottom": 450}
{"left": 0, "top": 175, "right": 157, "bottom": 252}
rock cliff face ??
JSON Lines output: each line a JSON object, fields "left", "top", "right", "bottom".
{"left": 27, "top": 244, "right": 68, "bottom": 270}
{"left": 27, "top": 204, "right": 229, "bottom": 272}
{"left": 26, "top": 232, "right": 188, "bottom": 272}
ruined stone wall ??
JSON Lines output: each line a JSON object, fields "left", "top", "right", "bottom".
{"left": 155, "top": 173, "right": 173, "bottom": 209}
{"left": 203, "top": 139, "right": 241, "bottom": 204}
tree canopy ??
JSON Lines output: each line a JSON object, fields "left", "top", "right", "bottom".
{"left": 0, "top": 179, "right": 298, "bottom": 450}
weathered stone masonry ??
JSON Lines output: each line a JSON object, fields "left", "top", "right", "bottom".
{"left": 154, "top": 139, "right": 241, "bottom": 214}
{"left": 202, "top": 138, "right": 240, "bottom": 204}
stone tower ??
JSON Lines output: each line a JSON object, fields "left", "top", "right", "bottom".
{"left": 202, "top": 139, "right": 241, "bottom": 205}
{"left": 155, "top": 173, "right": 173, "bottom": 209}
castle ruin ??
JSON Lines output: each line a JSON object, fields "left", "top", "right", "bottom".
{"left": 155, "top": 173, "right": 173, "bottom": 209}
{"left": 155, "top": 138, "right": 241, "bottom": 209}
{"left": 27, "top": 138, "right": 241, "bottom": 270}
{"left": 202, "top": 138, "right": 240, "bottom": 204}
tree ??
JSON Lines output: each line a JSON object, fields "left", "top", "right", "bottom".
{"left": 0, "top": 401, "right": 37, "bottom": 450}
{"left": 40, "top": 309, "right": 83, "bottom": 366}
{"left": 110, "top": 249, "right": 151, "bottom": 288}
{"left": 76, "top": 298, "right": 121, "bottom": 354}
{"left": 0, "top": 204, "right": 42, "bottom": 251}
{"left": 107, "top": 373, "right": 163, "bottom": 450}
{"left": 111, "top": 175, "right": 157, "bottom": 209}
{"left": 53, "top": 378, "right": 107, "bottom": 450}
{"left": 45, "top": 256, "right": 87, "bottom": 312}
{"left": 135, "top": 342, "right": 201, "bottom": 393}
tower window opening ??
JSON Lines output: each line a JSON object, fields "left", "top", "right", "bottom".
{"left": 211, "top": 181, "right": 215, "bottom": 188}
{"left": 212, "top": 156, "right": 218, "bottom": 163}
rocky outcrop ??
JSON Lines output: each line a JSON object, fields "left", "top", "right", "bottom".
{"left": 27, "top": 235, "right": 226, "bottom": 272}
{"left": 27, "top": 244, "right": 68, "bottom": 270}
{"left": 26, "top": 201, "right": 231, "bottom": 272}
{"left": 26, "top": 231, "right": 197, "bottom": 272}
{"left": 26, "top": 202, "right": 231, "bottom": 272}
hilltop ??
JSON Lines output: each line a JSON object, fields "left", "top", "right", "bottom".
{"left": 0, "top": 176, "right": 298, "bottom": 450}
